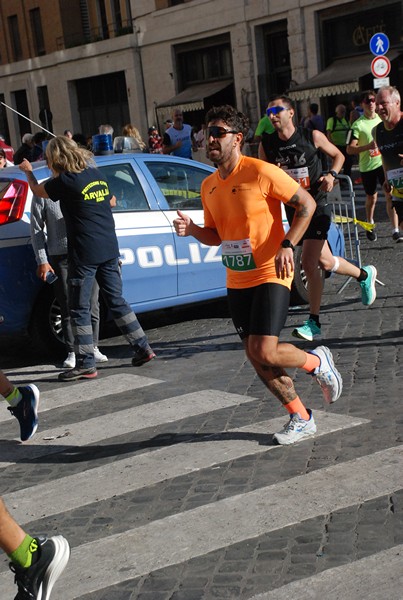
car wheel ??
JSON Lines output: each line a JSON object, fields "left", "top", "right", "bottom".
{"left": 29, "top": 286, "right": 65, "bottom": 355}
{"left": 290, "top": 245, "right": 326, "bottom": 306}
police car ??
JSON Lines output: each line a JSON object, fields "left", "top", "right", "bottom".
{"left": 0, "top": 153, "right": 338, "bottom": 353}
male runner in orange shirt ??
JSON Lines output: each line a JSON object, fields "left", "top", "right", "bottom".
{"left": 174, "top": 104, "right": 342, "bottom": 445}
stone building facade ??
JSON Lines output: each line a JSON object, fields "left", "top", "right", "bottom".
{"left": 0, "top": 0, "right": 401, "bottom": 149}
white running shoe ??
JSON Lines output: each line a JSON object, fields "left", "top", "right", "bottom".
{"left": 94, "top": 346, "right": 108, "bottom": 362}
{"left": 62, "top": 352, "right": 76, "bottom": 369}
{"left": 309, "top": 346, "right": 342, "bottom": 404}
{"left": 273, "top": 409, "right": 316, "bottom": 445}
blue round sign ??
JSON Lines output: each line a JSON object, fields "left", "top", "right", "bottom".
{"left": 369, "top": 32, "right": 390, "bottom": 56}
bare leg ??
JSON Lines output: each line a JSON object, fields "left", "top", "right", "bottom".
{"left": 365, "top": 192, "right": 377, "bottom": 224}
{"left": 0, "top": 370, "right": 14, "bottom": 399}
{"left": 317, "top": 242, "right": 361, "bottom": 278}
{"left": 386, "top": 193, "right": 398, "bottom": 230}
{"left": 0, "top": 497, "right": 26, "bottom": 555}
{"left": 243, "top": 336, "right": 307, "bottom": 406}
{"left": 301, "top": 239, "right": 326, "bottom": 316}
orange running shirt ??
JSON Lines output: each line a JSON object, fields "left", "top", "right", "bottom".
{"left": 201, "top": 155, "right": 299, "bottom": 289}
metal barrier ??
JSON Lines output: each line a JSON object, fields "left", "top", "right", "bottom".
{"left": 326, "top": 174, "right": 384, "bottom": 293}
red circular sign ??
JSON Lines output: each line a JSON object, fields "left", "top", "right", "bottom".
{"left": 371, "top": 55, "right": 391, "bottom": 78}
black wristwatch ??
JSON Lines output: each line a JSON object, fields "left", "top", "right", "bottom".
{"left": 329, "top": 170, "right": 338, "bottom": 178}
{"left": 281, "top": 239, "right": 295, "bottom": 251}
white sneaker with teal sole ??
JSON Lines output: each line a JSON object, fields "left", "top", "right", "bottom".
{"left": 360, "top": 265, "right": 377, "bottom": 306}
{"left": 274, "top": 409, "right": 316, "bottom": 445}
{"left": 292, "top": 319, "right": 321, "bottom": 341}
{"left": 309, "top": 345, "right": 342, "bottom": 404}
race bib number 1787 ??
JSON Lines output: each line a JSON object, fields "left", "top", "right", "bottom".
{"left": 221, "top": 239, "right": 256, "bottom": 271}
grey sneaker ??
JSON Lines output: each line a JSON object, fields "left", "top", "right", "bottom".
{"left": 309, "top": 346, "right": 342, "bottom": 404}
{"left": 292, "top": 319, "right": 321, "bottom": 341}
{"left": 359, "top": 265, "right": 377, "bottom": 306}
{"left": 273, "top": 409, "right": 316, "bottom": 445}
{"left": 58, "top": 366, "right": 97, "bottom": 382}
{"left": 392, "top": 231, "right": 403, "bottom": 243}
{"left": 131, "top": 347, "right": 156, "bottom": 367}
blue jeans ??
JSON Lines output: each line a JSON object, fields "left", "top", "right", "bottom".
{"left": 68, "top": 257, "right": 149, "bottom": 368}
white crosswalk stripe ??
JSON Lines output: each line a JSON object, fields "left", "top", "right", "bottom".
{"left": 248, "top": 545, "right": 403, "bottom": 600}
{"left": 0, "top": 374, "right": 163, "bottom": 424}
{"left": 1, "top": 447, "right": 401, "bottom": 598}
{"left": 0, "top": 390, "right": 258, "bottom": 468}
{"left": 3, "top": 411, "right": 369, "bottom": 524}
{"left": 0, "top": 373, "right": 401, "bottom": 599}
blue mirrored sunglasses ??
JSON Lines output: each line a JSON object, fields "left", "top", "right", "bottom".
{"left": 266, "top": 106, "right": 288, "bottom": 117}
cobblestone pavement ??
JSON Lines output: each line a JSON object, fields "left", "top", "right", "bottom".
{"left": 0, "top": 195, "right": 402, "bottom": 599}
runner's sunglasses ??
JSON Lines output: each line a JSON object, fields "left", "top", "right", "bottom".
{"left": 266, "top": 106, "right": 289, "bottom": 117}
{"left": 207, "top": 126, "right": 239, "bottom": 139}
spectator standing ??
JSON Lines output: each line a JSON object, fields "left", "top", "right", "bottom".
{"left": 98, "top": 124, "right": 114, "bottom": 137}
{"left": 349, "top": 95, "right": 364, "bottom": 125}
{"left": 174, "top": 104, "right": 343, "bottom": 446}
{"left": 32, "top": 132, "right": 47, "bottom": 161}
{"left": 253, "top": 112, "right": 275, "bottom": 144}
{"left": 0, "top": 147, "right": 11, "bottom": 167}
{"left": 259, "top": 95, "right": 377, "bottom": 342}
{"left": 122, "top": 124, "right": 146, "bottom": 152}
{"left": 148, "top": 126, "right": 163, "bottom": 153}
{"left": 20, "top": 137, "right": 155, "bottom": 381}
{"left": 0, "top": 496, "right": 69, "bottom": 599}
{"left": 30, "top": 197, "right": 108, "bottom": 369}
{"left": 13, "top": 134, "right": 34, "bottom": 165}
{"left": 163, "top": 119, "right": 173, "bottom": 131}
{"left": 194, "top": 123, "right": 206, "bottom": 149}
{"left": 162, "top": 109, "right": 197, "bottom": 159}
{"left": 346, "top": 90, "right": 401, "bottom": 242}
{"left": 326, "top": 104, "right": 353, "bottom": 179}
{"left": 72, "top": 133, "right": 89, "bottom": 148}
{"left": 374, "top": 85, "right": 403, "bottom": 241}
{"left": 63, "top": 129, "right": 73, "bottom": 139}
{"left": 305, "top": 103, "right": 326, "bottom": 132}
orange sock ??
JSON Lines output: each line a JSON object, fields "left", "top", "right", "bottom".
{"left": 302, "top": 352, "right": 320, "bottom": 373}
{"left": 284, "top": 397, "right": 310, "bottom": 420}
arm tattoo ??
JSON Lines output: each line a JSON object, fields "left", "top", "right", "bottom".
{"left": 287, "top": 193, "right": 309, "bottom": 218}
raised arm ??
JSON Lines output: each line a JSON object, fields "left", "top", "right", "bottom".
{"left": 19, "top": 159, "right": 49, "bottom": 198}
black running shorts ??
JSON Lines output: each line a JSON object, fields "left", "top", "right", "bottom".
{"left": 227, "top": 282, "right": 290, "bottom": 339}
{"left": 361, "top": 166, "right": 385, "bottom": 196}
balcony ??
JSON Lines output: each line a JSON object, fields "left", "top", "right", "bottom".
{"left": 56, "top": 20, "right": 133, "bottom": 51}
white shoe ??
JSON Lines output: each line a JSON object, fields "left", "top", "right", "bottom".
{"left": 63, "top": 352, "right": 76, "bottom": 369}
{"left": 94, "top": 346, "right": 108, "bottom": 362}
{"left": 273, "top": 409, "right": 316, "bottom": 445}
{"left": 309, "top": 346, "right": 343, "bottom": 404}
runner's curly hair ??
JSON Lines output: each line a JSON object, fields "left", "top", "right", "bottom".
{"left": 205, "top": 105, "right": 249, "bottom": 148}
{"left": 45, "top": 135, "right": 95, "bottom": 174}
